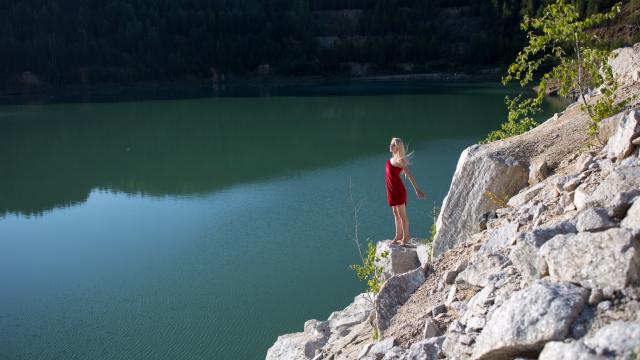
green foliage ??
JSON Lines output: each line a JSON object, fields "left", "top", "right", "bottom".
{"left": 482, "top": 94, "right": 540, "bottom": 143}
{"left": 372, "top": 326, "right": 379, "bottom": 341}
{"left": 486, "top": 0, "right": 623, "bottom": 143}
{"left": 350, "top": 241, "right": 388, "bottom": 295}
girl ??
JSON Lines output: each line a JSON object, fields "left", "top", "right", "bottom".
{"left": 386, "top": 137, "right": 426, "bottom": 245}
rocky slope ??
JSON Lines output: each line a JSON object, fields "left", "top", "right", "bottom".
{"left": 266, "top": 43, "right": 640, "bottom": 360}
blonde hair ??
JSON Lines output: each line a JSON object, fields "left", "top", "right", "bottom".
{"left": 390, "top": 137, "right": 413, "bottom": 164}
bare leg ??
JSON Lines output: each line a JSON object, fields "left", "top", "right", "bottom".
{"left": 397, "top": 204, "right": 410, "bottom": 244}
{"left": 391, "top": 206, "right": 402, "bottom": 243}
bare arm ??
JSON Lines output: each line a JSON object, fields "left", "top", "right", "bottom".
{"left": 401, "top": 161, "right": 426, "bottom": 199}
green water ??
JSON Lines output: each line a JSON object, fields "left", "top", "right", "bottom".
{"left": 0, "top": 81, "right": 565, "bottom": 360}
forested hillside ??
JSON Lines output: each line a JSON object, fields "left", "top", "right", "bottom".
{"left": 0, "top": 0, "right": 636, "bottom": 86}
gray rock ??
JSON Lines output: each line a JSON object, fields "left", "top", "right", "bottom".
{"left": 529, "top": 159, "right": 550, "bottom": 185}
{"left": 508, "top": 239, "right": 548, "bottom": 285}
{"left": 466, "top": 316, "right": 486, "bottom": 331}
{"left": 584, "top": 165, "right": 640, "bottom": 209}
{"left": 575, "top": 207, "right": 616, "bottom": 232}
{"left": 598, "top": 111, "right": 625, "bottom": 146}
{"left": 433, "top": 144, "right": 529, "bottom": 258}
{"left": 605, "top": 110, "right": 640, "bottom": 160}
{"left": 563, "top": 176, "right": 582, "bottom": 192}
{"left": 541, "top": 320, "right": 640, "bottom": 359}
{"left": 422, "top": 318, "right": 442, "bottom": 339}
{"left": 456, "top": 252, "right": 511, "bottom": 288}
{"left": 574, "top": 184, "right": 591, "bottom": 211}
{"left": 508, "top": 182, "right": 546, "bottom": 208}
{"left": 442, "top": 332, "right": 474, "bottom": 359}
{"left": 621, "top": 198, "right": 640, "bottom": 234}
{"left": 539, "top": 341, "right": 600, "bottom": 360}
{"left": 597, "top": 300, "right": 612, "bottom": 311}
{"left": 375, "top": 268, "right": 426, "bottom": 336}
{"left": 514, "top": 219, "right": 577, "bottom": 247}
{"left": 575, "top": 152, "right": 595, "bottom": 173}
{"left": 415, "top": 244, "right": 431, "bottom": 267}
{"left": 588, "top": 288, "right": 603, "bottom": 305}
{"left": 375, "top": 240, "right": 421, "bottom": 281}
{"left": 445, "top": 285, "right": 457, "bottom": 306}
{"left": 381, "top": 346, "right": 405, "bottom": 360}
{"left": 407, "top": 336, "right": 445, "bottom": 360}
{"left": 610, "top": 43, "right": 640, "bottom": 85}
{"left": 607, "top": 190, "right": 640, "bottom": 218}
{"left": 431, "top": 304, "right": 447, "bottom": 317}
{"left": 460, "top": 283, "right": 496, "bottom": 326}
{"left": 540, "top": 228, "right": 640, "bottom": 290}
{"left": 584, "top": 321, "right": 640, "bottom": 357}
{"left": 266, "top": 320, "right": 329, "bottom": 360}
{"left": 368, "top": 337, "right": 396, "bottom": 357}
{"left": 479, "top": 221, "right": 519, "bottom": 253}
{"left": 444, "top": 270, "right": 458, "bottom": 285}
{"left": 473, "top": 280, "right": 588, "bottom": 360}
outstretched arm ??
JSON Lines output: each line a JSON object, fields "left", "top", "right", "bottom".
{"left": 402, "top": 162, "right": 426, "bottom": 199}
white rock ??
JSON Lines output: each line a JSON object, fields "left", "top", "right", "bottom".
{"left": 621, "top": 198, "right": 640, "bottom": 234}
{"left": 433, "top": 144, "right": 528, "bottom": 257}
{"left": 375, "top": 240, "right": 421, "bottom": 281}
{"left": 540, "top": 228, "right": 640, "bottom": 290}
{"left": 375, "top": 268, "right": 426, "bottom": 336}
{"left": 473, "top": 280, "right": 588, "bottom": 360}
{"left": 575, "top": 152, "right": 594, "bottom": 173}
{"left": 575, "top": 207, "right": 616, "bottom": 232}
{"left": 407, "top": 336, "right": 445, "bottom": 360}
{"left": 529, "top": 159, "right": 550, "bottom": 185}
{"left": 540, "top": 321, "right": 640, "bottom": 359}
{"left": 456, "top": 252, "right": 511, "bottom": 288}
{"left": 609, "top": 43, "right": 640, "bottom": 85}
{"left": 581, "top": 165, "right": 640, "bottom": 210}
{"left": 605, "top": 110, "right": 640, "bottom": 160}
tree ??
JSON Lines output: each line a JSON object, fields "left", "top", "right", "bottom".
{"left": 486, "top": 0, "right": 623, "bottom": 143}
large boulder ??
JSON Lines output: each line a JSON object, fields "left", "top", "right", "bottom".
{"left": 433, "top": 144, "right": 528, "bottom": 257}
{"left": 375, "top": 240, "right": 421, "bottom": 281}
{"left": 266, "top": 293, "right": 373, "bottom": 360}
{"left": 539, "top": 321, "right": 640, "bottom": 359}
{"left": 266, "top": 319, "right": 329, "bottom": 360}
{"left": 604, "top": 110, "right": 640, "bottom": 160}
{"left": 540, "top": 228, "right": 640, "bottom": 290}
{"left": 609, "top": 42, "right": 640, "bottom": 85}
{"left": 473, "top": 280, "right": 588, "bottom": 360}
{"left": 375, "top": 268, "right": 427, "bottom": 337}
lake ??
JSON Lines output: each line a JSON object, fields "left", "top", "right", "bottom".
{"left": 0, "top": 81, "right": 564, "bottom": 360}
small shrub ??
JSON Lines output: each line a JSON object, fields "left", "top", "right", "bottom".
{"left": 350, "top": 241, "right": 388, "bottom": 295}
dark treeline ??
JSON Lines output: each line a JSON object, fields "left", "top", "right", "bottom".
{"left": 0, "top": 0, "right": 627, "bottom": 85}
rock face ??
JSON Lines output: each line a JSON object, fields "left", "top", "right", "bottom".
{"left": 473, "top": 280, "right": 588, "bottom": 360}
{"left": 540, "top": 228, "right": 640, "bottom": 290}
{"left": 375, "top": 268, "right": 427, "bottom": 337}
{"left": 433, "top": 144, "right": 528, "bottom": 258}
{"left": 375, "top": 241, "right": 422, "bottom": 280}
{"left": 604, "top": 110, "right": 640, "bottom": 160}
{"left": 610, "top": 42, "right": 640, "bottom": 85}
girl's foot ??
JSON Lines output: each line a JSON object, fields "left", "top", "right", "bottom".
{"left": 391, "top": 238, "right": 402, "bottom": 245}
{"left": 400, "top": 237, "right": 410, "bottom": 245}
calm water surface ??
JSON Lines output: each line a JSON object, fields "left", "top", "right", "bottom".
{"left": 0, "top": 82, "right": 564, "bottom": 360}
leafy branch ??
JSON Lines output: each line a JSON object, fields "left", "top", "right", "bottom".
{"left": 485, "top": 0, "right": 623, "bottom": 143}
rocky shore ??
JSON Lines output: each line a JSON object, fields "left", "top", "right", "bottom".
{"left": 266, "top": 43, "right": 640, "bottom": 360}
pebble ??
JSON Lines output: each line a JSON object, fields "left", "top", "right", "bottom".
{"left": 597, "top": 300, "right": 612, "bottom": 311}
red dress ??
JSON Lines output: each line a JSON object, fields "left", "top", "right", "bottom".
{"left": 386, "top": 159, "right": 407, "bottom": 206}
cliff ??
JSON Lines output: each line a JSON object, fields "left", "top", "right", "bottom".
{"left": 266, "top": 43, "right": 640, "bottom": 360}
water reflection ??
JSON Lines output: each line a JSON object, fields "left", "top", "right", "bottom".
{"left": 0, "top": 82, "right": 562, "bottom": 217}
